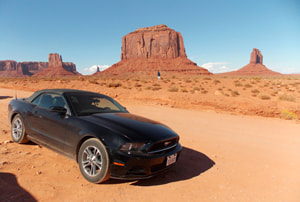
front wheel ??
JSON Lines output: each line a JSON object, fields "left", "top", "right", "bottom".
{"left": 78, "top": 138, "right": 110, "bottom": 183}
{"left": 11, "top": 114, "right": 28, "bottom": 144}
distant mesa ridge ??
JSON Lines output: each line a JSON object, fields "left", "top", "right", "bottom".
{"left": 96, "top": 24, "right": 212, "bottom": 76}
{"left": 0, "top": 53, "right": 80, "bottom": 77}
{"left": 221, "top": 48, "right": 281, "bottom": 76}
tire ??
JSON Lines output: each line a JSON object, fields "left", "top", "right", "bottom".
{"left": 11, "top": 114, "right": 28, "bottom": 144}
{"left": 78, "top": 138, "right": 110, "bottom": 183}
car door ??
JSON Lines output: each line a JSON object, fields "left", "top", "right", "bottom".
{"left": 28, "top": 93, "right": 70, "bottom": 153}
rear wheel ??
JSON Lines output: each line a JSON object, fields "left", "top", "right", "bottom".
{"left": 78, "top": 138, "right": 110, "bottom": 183}
{"left": 11, "top": 114, "right": 28, "bottom": 144}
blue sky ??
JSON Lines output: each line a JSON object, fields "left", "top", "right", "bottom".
{"left": 1, "top": 0, "right": 299, "bottom": 75}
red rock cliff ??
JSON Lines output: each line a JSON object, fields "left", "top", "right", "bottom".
{"left": 33, "top": 53, "right": 80, "bottom": 77}
{"left": 97, "top": 25, "right": 212, "bottom": 76}
{"left": 0, "top": 53, "right": 80, "bottom": 77}
{"left": 250, "top": 48, "right": 263, "bottom": 64}
{"left": 121, "top": 24, "right": 186, "bottom": 60}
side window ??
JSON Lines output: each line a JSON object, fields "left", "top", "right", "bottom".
{"left": 39, "top": 94, "right": 54, "bottom": 109}
{"left": 32, "top": 95, "right": 41, "bottom": 105}
{"left": 33, "top": 93, "right": 67, "bottom": 110}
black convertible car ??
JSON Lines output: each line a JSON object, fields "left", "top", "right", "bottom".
{"left": 8, "top": 89, "right": 181, "bottom": 183}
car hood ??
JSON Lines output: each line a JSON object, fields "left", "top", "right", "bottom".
{"left": 80, "top": 113, "right": 179, "bottom": 142}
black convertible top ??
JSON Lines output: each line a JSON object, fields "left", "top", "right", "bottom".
{"left": 25, "top": 89, "right": 100, "bottom": 103}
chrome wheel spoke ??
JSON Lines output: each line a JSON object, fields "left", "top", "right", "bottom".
{"left": 94, "top": 159, "right": 102, "bottom": 169}
{"left": 12, "top": 118, "right": 23, "bottom": 139}
{"left": 82, "top": 160, "right": 91, "bottom": 168}
{"left": 91, "top": 164, "right": 97, "bottom": 175}
{"left": 82, "top": 146, "right": 103, "bottom": 176}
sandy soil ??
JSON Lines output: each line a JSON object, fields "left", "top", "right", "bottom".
{"left": 0, "top": 77, "right": 300, "bottom": 201}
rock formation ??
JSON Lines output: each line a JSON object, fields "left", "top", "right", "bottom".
{"left": 250, "top": 48, "right": 263, "bottom": 64}
{"left": 95, "top": 25, "right": 212, "bottom": 76}
{"left": 121, "top": 24, "right": 186, "bottom": 60}
{"left": 33, "top": 53, "right": 80, "bottom": 77}
{"left": 0, "top": 53, "right": 80, "bottom": 77}
{"left": 221, "top": 48, "right": 281, "bottom": 76}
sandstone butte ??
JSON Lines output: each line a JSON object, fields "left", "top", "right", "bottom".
{"left": 95, "top": 24, "right": 212, "bottom": 77}
{"left": 221, "top": 48, "right": 282, "bottom": 76}
{"left": 0, "top": 53, "right": 80, "bottom": 77}
{"left": 33, "top": 53, "right": 80, "bottom": 77}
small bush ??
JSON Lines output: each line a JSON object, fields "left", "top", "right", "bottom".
{"left": 251, "top": 89, "right": 260, "bottom": 94}
{"left": 260, "top": 95, "right": 271, "bottom": 100}
{"left": 107, "top": 82, "right": 122, "bottom": 88}
{"left": 88, "top": 79, "right": 99, "bottom": 84}
{"left": 281, "top": 110, "right": 298, "bottom": 120}
{"left": 181, "top": 88, "right": 188, "bottom": 93}
{"left": 152, "top": 87, "right": 162, "bottom": 91}
{"left": 231, "top": 90, "right": 240, "bottom": 96}
{"left": 235, "top": 82, "right": 243, "bottom": 87}
{"left": 279, "top": 94, "right": 296, "bottom": 102}
{"left": 244, "top": 83, "right": 252, "bottom": 88}
{"left": 193, "top": 87, "right": 201, "bottom": 91}
{"left": 135, "top": 83, "right": 142, "bottom": 88}
{"left": 168, "top": 86, "right": 179, "bottom": 92}
{"left": 213, "top": 79, "right": 221, "bottom": 85}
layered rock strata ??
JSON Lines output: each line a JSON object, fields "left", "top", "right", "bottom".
{"left": 33, "top": 53, "right": 80, "bottom": 77}
{"left": 0, "top": 53, "right": 79, "bottom": 77}
{"left": 96, "top": 25, "right": 212, "bottom": 76}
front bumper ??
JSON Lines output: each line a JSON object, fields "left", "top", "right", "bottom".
{"left": 109, "top": 143, "right": 182, "bottom": 179}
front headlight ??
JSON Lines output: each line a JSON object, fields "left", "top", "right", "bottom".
{"left": 120, "top": 142, "right": 145, "bottom": 152}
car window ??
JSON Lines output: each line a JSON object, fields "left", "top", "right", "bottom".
{"left": 67, "top": 94, "right": 127, "bottom": 116}
{"left": 33, "top": 93, "right": 67, "bottom": 110}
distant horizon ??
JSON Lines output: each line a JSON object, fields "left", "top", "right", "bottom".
{"left": 1, "top": 1, "right": 299, "bottom": 75}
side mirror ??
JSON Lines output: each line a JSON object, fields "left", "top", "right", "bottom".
{"left": 50, "top": 106, "right": 67, "bottom": 114}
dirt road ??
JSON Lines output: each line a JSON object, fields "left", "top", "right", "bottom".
{"left": 0, "top": 88, "right": 299, "bottom": 201}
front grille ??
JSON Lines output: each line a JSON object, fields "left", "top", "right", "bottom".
{"left": 147, "top": 137, "right": 179, "bottom": 154}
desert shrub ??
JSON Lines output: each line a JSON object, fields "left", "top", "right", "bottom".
{"left": 181, "top": 88, "right": 188, "bottom": 93}
{"left": 193, "top": 87, "right": 200, "bottom": 91}
{"left": 234, "top": 82, "right": 243, "bottom": 87}
{"left": 152, "top": 87, "right": 162, "bottom": 91}
{"left": 251, "top": 89, "right": 260, "bottom": 94}
{"left": 168, "top": 86, "right": 179, "bottom": 92}
{"left": 281, "top": 110, "right": 298, "bottom": 120}
{"left": 135, "top": 83, "right": 142, "bottom": 88}
{"left": 271, "top": 91, "right": 278, "bottom": 96}
{"left": 88, "top": 79, "right": 98, "bottom": 84}
{"left": 203, "top": 77, "right": 212, "bottom": 80}
{"left": 231, "top": 90, "right": 239, "bottom": 96}
{"left": 201, "top": 90, "right": 208, "bottom": 94}
{"left": 145, "top": 86, "right": 152, "bottom": 90}
{"left": 279, "top": 94, "right": 296, "bottom": 102}
{"left": 213, "top": 79, "right": 221, "bottom": 85}
{"left": 107, "top": 82, "right": 122, "bottom": 88}
{"left": 153, "top": 83, "right": 161, "bottom": 87}
{"left": 244, "top": 83, "right": 252, "bottom": 88}
{"left": 260, "top": 94, "right": 271, "bottom": 100}
{"left": 185, "top": 79, "right": 192, "bottom": 83}
{"left": 77, "top": 76, "right": 85, "bottom": 81}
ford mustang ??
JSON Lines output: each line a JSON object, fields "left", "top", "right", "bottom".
{"left": 8, "top": 89, "right": 181, "bottom": 183}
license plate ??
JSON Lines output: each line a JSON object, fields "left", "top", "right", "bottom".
{"left": 166, "top": 153, "right": 177, "bottom": 166}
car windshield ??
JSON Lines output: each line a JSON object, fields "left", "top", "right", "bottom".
{"left": 66, "top": 93, "right": 127, "bottom": 116}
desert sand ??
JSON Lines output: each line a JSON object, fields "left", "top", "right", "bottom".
{"left": 0, "top": 76, "right": 300, "bottom": 201}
